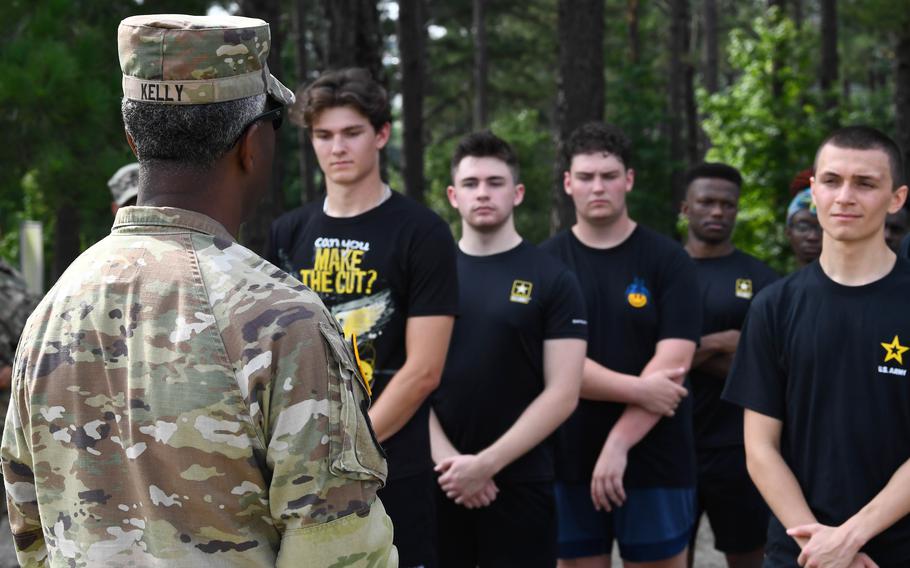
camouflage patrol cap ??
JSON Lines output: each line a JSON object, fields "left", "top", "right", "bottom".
{"left": 107, "top": 163, "right": 140, "bottom": 206}
{"left": 118, "top": 14, "right": 294, "bottom": 106}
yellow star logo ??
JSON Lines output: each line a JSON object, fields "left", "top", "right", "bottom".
{"left": 881, "top": 335, "right": 910, "bottom": 366}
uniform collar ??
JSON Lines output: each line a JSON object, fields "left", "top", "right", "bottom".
{"left": 112, "top": 206, "right": 235, "bottom": 242}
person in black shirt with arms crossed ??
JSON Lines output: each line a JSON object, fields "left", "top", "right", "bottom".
{"left": 268, "top": 68, "right": 458, "bottom": 568}
{"left": 724, "top": 126, "right": 910, "bottom": 568}
{"left": 542, "top": 122, "right": 701, "bottom": 568}
{"left": 430, "top": 131, "right": 588, "bottom": 567}
{"left": 680, "top": 163, "right": 777, "bottom": 568}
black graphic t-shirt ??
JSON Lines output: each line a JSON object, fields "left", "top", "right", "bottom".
{"left": 541, "top": 226, "right": 701, "bottom": 487}
{"left": 268, "top": 191, "right": 459, "bottom": 479}
{"left": 691, "top": 250, "right": 777, "bottom": 449}
{"left": 433, "top": 241, "right": 588, "bottom": 483}
{"left": 724, "top": 260, "right": 910, "bottom": 565}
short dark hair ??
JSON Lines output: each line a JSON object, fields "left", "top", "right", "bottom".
{"left": 450, "top": 131, "right": 520, "bottom": 183}
{"left": 684, "top": 162, "right": 743, "bottom": 190}
{"left": 814, "top": 125, "right": 906, "bottom": 189}
{"left": 122, "top": 94, "right": 265, "bottom": 169}
{"left": 563, "top": 122, "right": 633, "bottom": 170}
{"left": 297, "top": 67, "right": 391, "bottom": 132}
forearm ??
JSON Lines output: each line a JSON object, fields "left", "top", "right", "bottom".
{"left": 369, "top": 363, "right": 438, "bottom": 442}
{"left": 429, "top": 409, "right": 459, "bottom": 464}
{"left": 744, "top": 414, "right": 816, "bottom": 548}
{"left": 368, "top": 315, "right": 452, "bottom": 442}
{"left": 479, "top": 384, "right": 578, "bottom": 475}
{"left": 697, "top": 352, "right": 734, "bottom": 380}
{"left": 604, "top": 347, "right": 691, "bottom": 450}
{"left": 579, "top": 358, "right": 641, "bottom": 403}
{"left": 840, "top": 457, "right": 910, "bottom": 549}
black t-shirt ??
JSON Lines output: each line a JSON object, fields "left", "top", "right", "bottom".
{"left": 723, "top": 260, "right": 910, "bottom": 565}
{"left": 541, "top": 226, "right": 702, "bottom": 487}
{"left": 690, "top": 250, "right": 777, "bottom": 449}
{"left": 433, "top": 241, "right": 588, "bottom": 483}
{"left": 268, "top": 191, "right": 459, "bottom": 480}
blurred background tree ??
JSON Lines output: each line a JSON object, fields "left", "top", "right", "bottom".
{"left": 0, "top": 0, "right": 906, "bottom": 288}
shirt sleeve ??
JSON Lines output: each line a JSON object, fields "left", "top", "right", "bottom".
{"left": 544, "top": 268, "right": 588, "bottom": 340}
{"left": 1, "top": 356, "right": 48, "bottom": 567}
{"left": 656, "top": 247, "right": 702, "bottom": 342}
{"left": 722, "top": 292, "right": 786, "bottom": 419}
{"left": 267, "top": 317, "right": 397, "bottom": 566}
{"left": 405, "top": 221, "right": 459, "bottom": 318}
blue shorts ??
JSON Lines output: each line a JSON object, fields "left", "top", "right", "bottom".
{"left": 555, "top": 482, "right": 696, "bottom": 562}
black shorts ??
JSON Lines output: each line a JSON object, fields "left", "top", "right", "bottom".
{"left": 378, "top": 470, "right": 438, "bottom": 568}
{"left": 693, "top": 446, "right": 768, "bottom": 554}
{"left": 435, "top": 480, "right": 556, "bottom": 568}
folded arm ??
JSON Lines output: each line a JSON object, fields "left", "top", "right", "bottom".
{"left": 590, "top": 338, "right": 694, "bottom": 510}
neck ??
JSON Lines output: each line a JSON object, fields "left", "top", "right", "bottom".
{"left": 324, "top": 173, "right": 387, "bottom": 217}
{"left": 685, "top": 234, "right": 734, "bottom": 258}
{"left": 458, "top": 220, "right": 522, "bottom": 256}
{"left": 137, "top": 167, "right": 242, "bottom": 236}
{"left": 819, "top": 232, "right": 896, "bottom": 286}
{"left": 571, "top": 214, "right": 636, "bottom": 249}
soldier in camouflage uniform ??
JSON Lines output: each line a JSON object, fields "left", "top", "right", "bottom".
{"left": 107, "top": 163, "right": 139, "bottom": 215}
{"left": 0, "top": 14, "right": 396, "bottom": 567}
{"left": 0, "top": 259, "right": 36, "bottom": 567}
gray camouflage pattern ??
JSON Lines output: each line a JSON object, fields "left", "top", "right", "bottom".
{"left": 1, "top": 207, "right": 396, "bottom": 567}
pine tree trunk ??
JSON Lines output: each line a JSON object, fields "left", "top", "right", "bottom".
{"left": 295, "top": 0, "right": 318, "bottom": 205}
{"left": 397, "top": 0, "right": 427, "bottom": 202}
{"left": 895, "top": 31, "right": 910, "bottom": 185}
{"left": 52, "top": 203, "right": 79, "bottom": 282}
{"left": 668, "top": 0, "right": 693, "bottom": 204}
{"left": 626, "top": 0, "right": 640, "bottom": 65}
{"left": 472, "top": 0, "right": 488, "bottom": 130}
{"left": 552, "top": 0, "right": 605, "bottom": 233}
{"left": 819, "top": 0, "right": 839, "bottom": 124}
{"left": 238, "top": 0, "right": 286, "bottom": 255}
{"left": 703, "top": 0, "right": 718, "bottom": 93}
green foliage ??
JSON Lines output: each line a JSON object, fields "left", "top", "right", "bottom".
{"left": 699, "top": 10, "right": 827, "bottom": 272}
{"left": 0, "top": 0, "right": 210, "bottom": 276}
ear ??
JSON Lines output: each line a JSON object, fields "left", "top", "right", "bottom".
{"left": 809, "top": 175, "right": 818, "bottom": 206}
{"left": 625, "top": 168, "right": 635, "bottom": 192}
{"left": 125, "top": 131, "right": 138, "bottom": 158}
{"left": 563, "top": 171, "right": 572, "bottom": 195}
{"left": 236, "top": 122, "right": 261, "bottom": 174}
{"left": 889, "top": 185, "right": 909, "bottom": 214}
{"left": 375, "top": 122, "right": 391, "bottom": 150}
{"left": 680, "top": 199, "right": 690, "bottom": 217}
{"left": 514, "top": 183, "right": 526, "bottom": 207}
{"left": 446, "top": 185, "right": 459, "bottom": 209}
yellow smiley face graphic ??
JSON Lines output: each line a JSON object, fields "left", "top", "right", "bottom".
{"left": 628, "top": 292, "right": 648, "bottom": 308}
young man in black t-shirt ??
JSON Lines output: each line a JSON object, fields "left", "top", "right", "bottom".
{"left": 680, "top": 163, "right": 777, "bottom": 568}
{"left": 724, "top": 126, "right": 910, "bottom": 567}
{"left": 542, "top": 122, "right": 701, "bottom": 568}
{"left": 268, "top": 68, "right": 457, "bottom": 568}
{"left": 430, "top": 131, "right": 588, "bottom": 567}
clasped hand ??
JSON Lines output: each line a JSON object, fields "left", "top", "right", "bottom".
{"left": 435, "top": 454, "right": 499, "bottom": 509}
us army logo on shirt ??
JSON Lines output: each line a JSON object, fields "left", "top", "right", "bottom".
{"left": 879, "top": 335, "right": 909, "bottom": 376}
{"left": 510, "top": 280, "right": 533, "bottom": 304}
{"left": 625, "top": 277, "right": 650, "bottom": 308}
{"left": 735, "top": 278, "right": 753, "bottom": 299}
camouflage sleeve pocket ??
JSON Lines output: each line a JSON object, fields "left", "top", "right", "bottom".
{"left": 318, "top": 322, "right": 388, "bottom": 485}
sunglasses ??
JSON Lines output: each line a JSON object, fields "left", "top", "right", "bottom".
{"left": 232, "top": 106, "right": 283, "bottom": 147}
{"left": 248, "top": 106, "right": 283, "bottom": 131}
